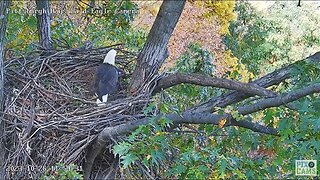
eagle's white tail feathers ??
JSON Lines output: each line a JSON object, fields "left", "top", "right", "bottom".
{"left": 96, "top": 94, "right": 109, "bottom": 106}
{"left": 102, "top": 94, "right": 108, "bottom": 102}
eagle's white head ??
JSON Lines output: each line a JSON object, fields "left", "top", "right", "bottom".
{"left": 103, "top": 49, "right": 117, "bottom": 65}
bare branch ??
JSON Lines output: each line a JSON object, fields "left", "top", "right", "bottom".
{"left": 153, "top": 73, "right": 276, "bottom": 97}
{"left": 230, "top": 117, "right": 279, "bottom": 135}
{"left": 238, "top": 83, "right": 320, "bottom": 115}
{"left": 190, "top": 51, "right": 320, "bottom": 113}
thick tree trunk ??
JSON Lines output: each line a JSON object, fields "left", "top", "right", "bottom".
{"left": 35, "top": 0, "right": 52, "bottom": 50}
{"left": 129, "top": 0, "right": 186, "bottom": 93}
{"left": 0, "top": 0, "right": 10, "bottom": 177}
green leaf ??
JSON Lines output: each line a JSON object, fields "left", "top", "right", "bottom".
{"left": 122, "top": 153, "right": 138, "bottom": 168}
{"left": 113, "top": 142, "right": 132, "bottom": 156}
{"left": 175, "top": 164, "right": 187, "bottom": 174}
{"left": 150, "top": 149, "right": 165, "bottom": 165}
{"left": 144, "top": 103, "right": 155, "bottom": 115}
{"left": 219, "top": 158, "right": 228, "bottom": 174}
{"left": 204, "top": 125, "right": 214, "bottom": 134}
{"left": 264, "top": 109, "right": 275, "bottom": 125}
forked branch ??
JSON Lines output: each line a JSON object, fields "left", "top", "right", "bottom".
{"left": 191, "top": 51, "right": 320, "bottom": 113}
{"left": 84, "top": 82, "right": 320, "bottom": 178}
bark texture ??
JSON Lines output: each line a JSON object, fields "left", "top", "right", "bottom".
{"left": 129, "top": 0, "right": 186, "bottom": 93}
{"left": 36, "top": 0, "right": 52, "bottom": 50}
{"left": 0, "top": 0, "right": 10, "bottom": 177}
{"left": 154, "top": 72, "right": 275, "bottom": 97}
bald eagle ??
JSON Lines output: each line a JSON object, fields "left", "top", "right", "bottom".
{"left": 95, "top": 49, "right": 119, "bottom": 106}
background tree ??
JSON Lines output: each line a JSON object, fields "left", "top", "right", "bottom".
{"left": 0, "top": 0, "right": 11, "bottom": 177}
{"left": 35, "top": 0, "right": 52, "bottom": 50}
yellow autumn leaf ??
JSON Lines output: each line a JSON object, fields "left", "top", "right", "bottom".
{"left": 150, "top": 5, "right": 160, "bottom": 16}
{"left": 51, "top": 20, "right": 58, "bottom": 27}
{"left": 218, "top": 118, "right": 227, "bottom": 128}
{"left": 222, "top": 50, "right": 255, "bottom": 82}
{"left": 78, "top": 0, "right": 89, "bottom": 10}
{"left": 200, "top": 0, "right": 236, "bottom": 35}
{"left": 146, "top": 154, "right": 151, "bottom": 160}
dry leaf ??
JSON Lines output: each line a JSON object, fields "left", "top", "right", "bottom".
{"left": 218, "top": 118, "right": 227, "bottom": 128}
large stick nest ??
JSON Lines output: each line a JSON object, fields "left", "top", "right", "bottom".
{"left": 2, "top": 45, "right": 152, "bottom": 178}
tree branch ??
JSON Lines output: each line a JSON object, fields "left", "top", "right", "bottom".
{"left": 83, "top": 80, "right": 320, "bottom": 177}
{"left": 190, "top": 51, "right": 320, "bottom": 113}
{"left": 228, "top": 82, "right": 320, "bottom": 135}
{"left": 238, "top": 83, "right": 320, "bottom": 115}
{"left": 153, "top": 72, "right": 276, "bottom": 97}
{"left": 230, "top": 117, "right": 279, "bottom": 135}
{"left": 83, "top": 118, "right": 150, "bottom": 179}
{"left": 83, "top": 108, "right": 281, "bottom": 177}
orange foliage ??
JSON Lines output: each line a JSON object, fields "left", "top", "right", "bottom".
{"left": 167, "top": 1, "right": 225, "bottom": 70}
{"left": 133, "top": 1, "right": 248, "bottom": 78}
{"left": 248, "top": 146, "right": 276, "bottom": 161}
{"left": 133, "top": 1, "right": 226, "bottom": 75}
{"left": 218, "top": 118, "right": 227, "bottom": 128}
